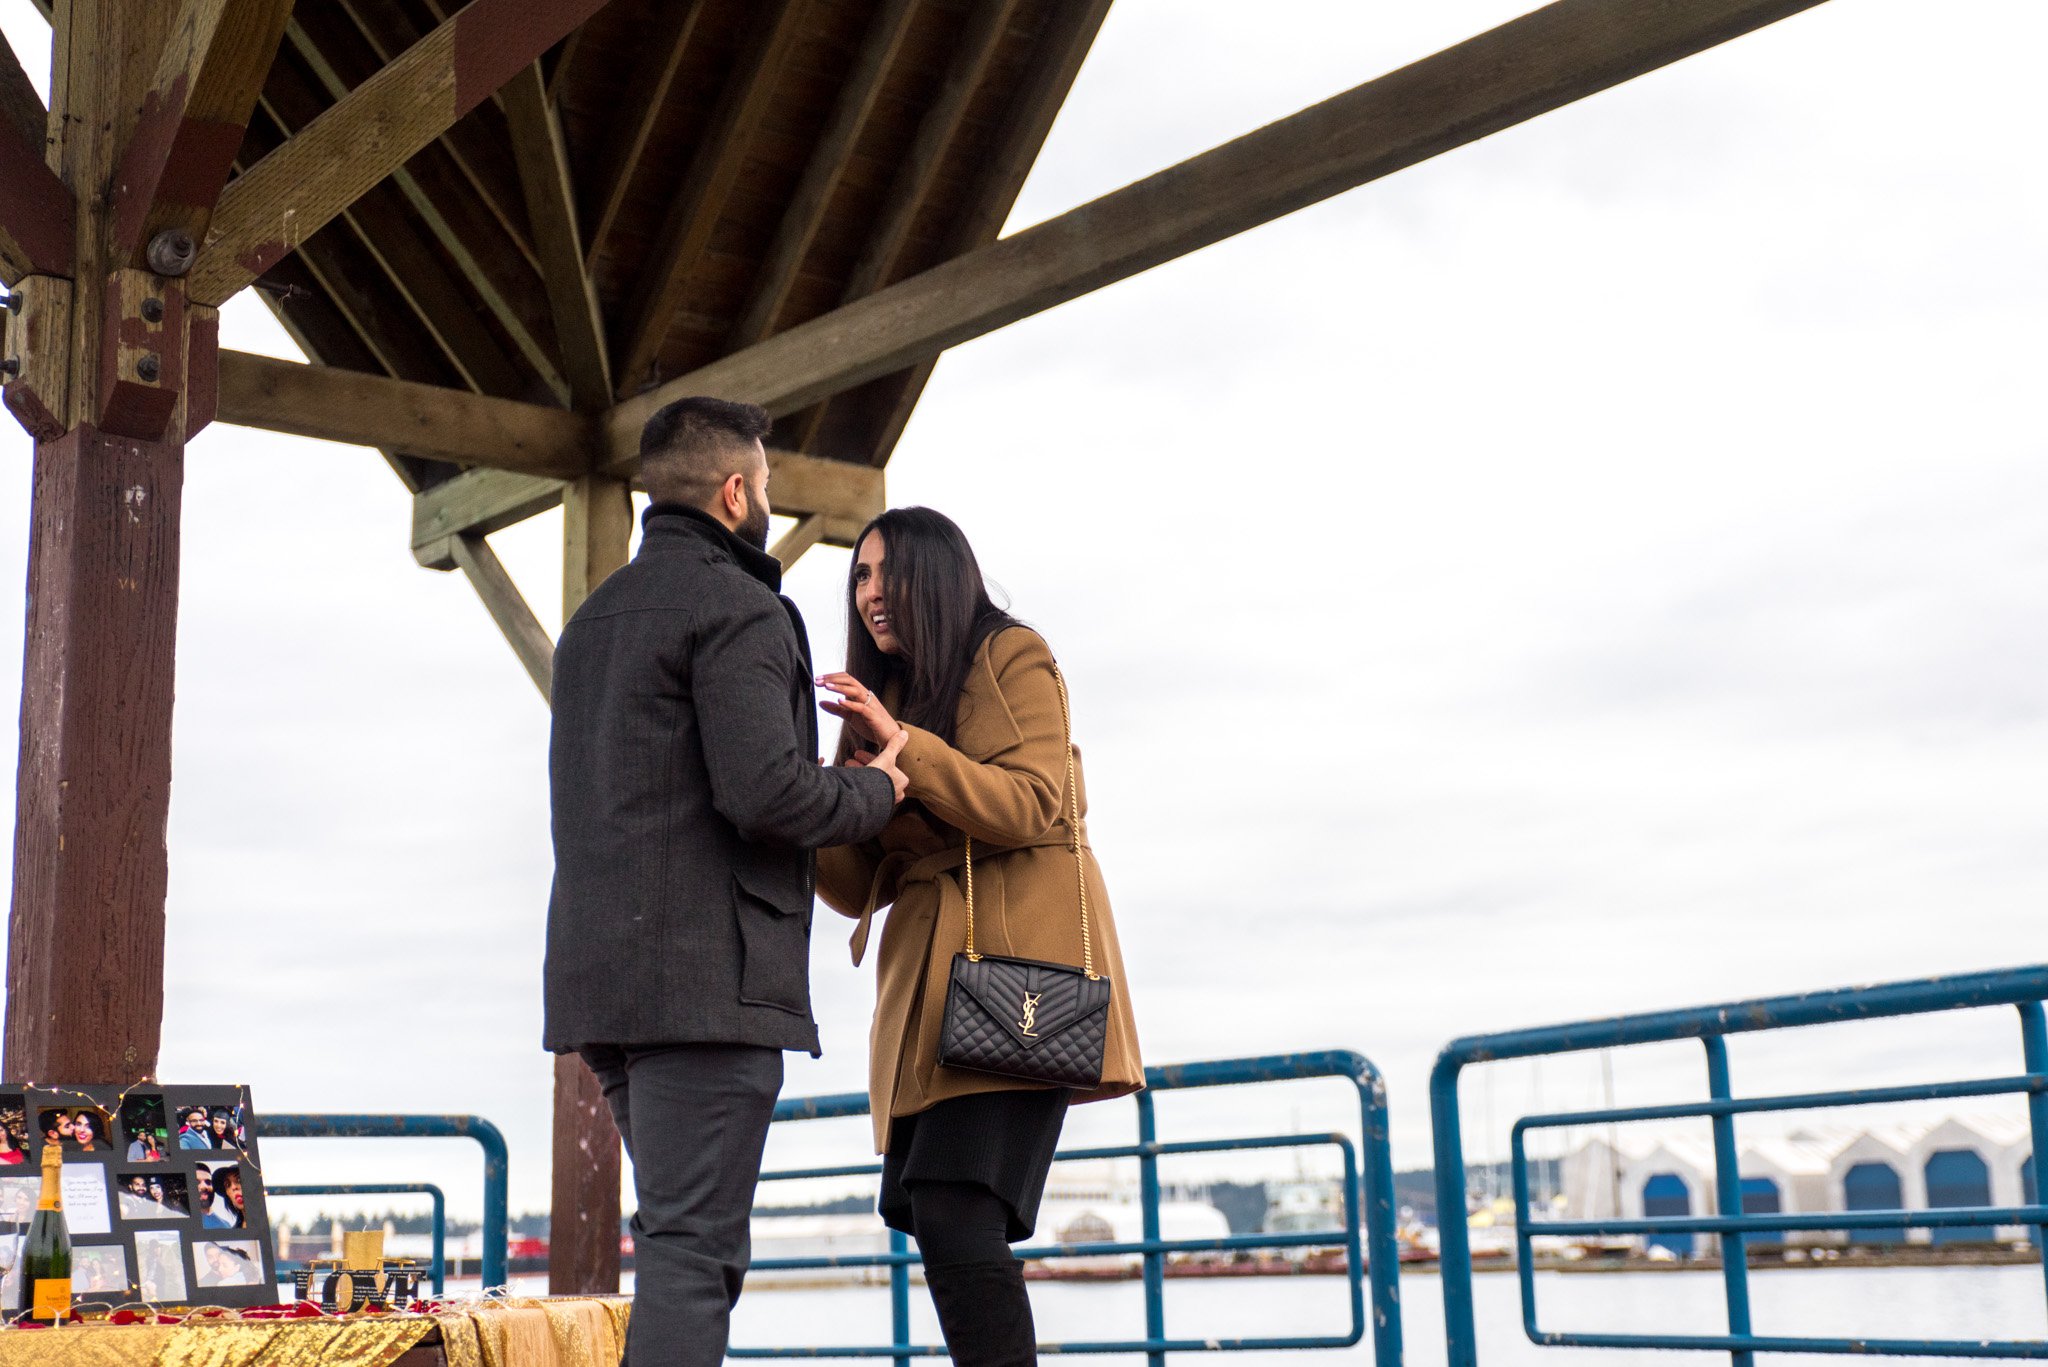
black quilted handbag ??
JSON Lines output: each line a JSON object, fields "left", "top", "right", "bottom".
{"left": 937, "top": 666, "right": 1111, "bottom": 1088}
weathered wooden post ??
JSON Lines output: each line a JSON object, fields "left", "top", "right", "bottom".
{"left": 2, "top": 0, "right": 288, "bottom": 1085}
{"left": 549, "top": 473, "right": 631, "bottom": 1295}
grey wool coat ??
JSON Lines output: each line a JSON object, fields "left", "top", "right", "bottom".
{"left": 543, "top": 504, "right": 896, "bottom": 1056}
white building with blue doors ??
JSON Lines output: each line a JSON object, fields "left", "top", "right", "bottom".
{"left": 1552, "top": 1115, "right": 2034, "bottom": 1254}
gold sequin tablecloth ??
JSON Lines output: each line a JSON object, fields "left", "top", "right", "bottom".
{"left": 0, "top": 1297, "right": 631, "bottom": 1367}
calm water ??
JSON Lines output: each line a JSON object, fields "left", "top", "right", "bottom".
{"left": 456, "top": 1265, "right": 2043, "bottom": 1361}
{"left": 711, "top": 1265, "right": 2045, "bottom": 1365}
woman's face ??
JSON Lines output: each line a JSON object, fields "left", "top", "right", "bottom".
{"left": 72, "top": 1114, "right": 94, "bottom": 1146}
{"left": 223, "top": 1172, "right": 242, "bottom": 1208}
{"left": 212, "top": 1113, "right": 228, "bottom": 1138}
{"left": 852, "top": 533, "right": 902, "bottom": 656}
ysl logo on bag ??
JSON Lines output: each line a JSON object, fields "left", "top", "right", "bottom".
{"left": 1019, "top": 991, "right": 1043, "bottom": 1037}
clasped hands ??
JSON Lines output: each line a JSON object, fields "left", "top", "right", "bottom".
{"left": 818, "top": 672, "right": 909, "bottom": 803}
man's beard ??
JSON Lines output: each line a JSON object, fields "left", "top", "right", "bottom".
{"left": 736, "top": 483, "right": 771, "bottom": 550}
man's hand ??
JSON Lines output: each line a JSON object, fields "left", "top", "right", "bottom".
{"left": 846, "top": 729, "right": 911, "bottom": 804}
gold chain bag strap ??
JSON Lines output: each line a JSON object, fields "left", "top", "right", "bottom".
{"left": 937, "top": 664, "right": 1113, "bottom": 1088}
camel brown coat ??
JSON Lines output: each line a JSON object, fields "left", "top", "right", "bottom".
{"left": 817, "top": 627, "right": 1144, "bottom": 1153}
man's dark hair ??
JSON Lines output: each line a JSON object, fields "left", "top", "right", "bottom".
{"left": 639, "top": 396, "right": 771, "bottom": 508}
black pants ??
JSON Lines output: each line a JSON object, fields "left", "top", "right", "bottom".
{"left": 580, "top": 1042, "right": 783, "bottom": 1367}
{"left": 881, "top": 1090, "right": 1070, "bottom": 1367}
{"left": 909, "top": 1181, "right": 1038, "bottom": 1367}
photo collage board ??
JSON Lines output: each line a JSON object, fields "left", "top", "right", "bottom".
{"left": 0, "top": 1084, "right": 274, "bottom": 1309}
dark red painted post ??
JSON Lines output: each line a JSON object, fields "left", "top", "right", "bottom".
{"left": 3, "top": 425, "right": 184, "bottom": 1083}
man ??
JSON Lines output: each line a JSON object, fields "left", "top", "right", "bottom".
{"left": 179, "top": 1106, "right": 211, "bottom": 1149}
{"left": 195, "top": 1165, "right": 228, "bottom": 1228}
{"left": 544, "top": 396, "right": 905, "bottom": 1365}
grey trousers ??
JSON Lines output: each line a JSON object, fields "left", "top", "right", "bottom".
{"left": 581, "top": 1042, "right": 783, "bottom": 1367}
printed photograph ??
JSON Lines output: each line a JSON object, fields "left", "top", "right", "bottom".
{"left": 70, "top": 1244, "right": 129, "bottom": 1295}
{"left": 38, "top": 1106, "right": 115, "bottom": 1154}
{"left": 119, "top": 1095, "right": 169, "bottom": 1162}
{"left": 0, "top": 1097, "right": 26, "bottom": 1166}
{"left": 193, "top": 1238, "right": 264, "bottom": 1288}
{"left": 0, "top": 1176, "right": 37, "bottom": 1227}
{"left": 209, "top": 1106, "right": 244, "bottom": 1151}
{"left": 117, "top": 1170, "right": 189, "bottom": 1220}
{"left": 134, "top": 1229, "right": 188, "bottom": 1302}
{"left": 197, "top": 1161, "right": 247, "bottom": 1228}
{"left": 174, "top": 1104, "right": 216, "bottom": 1151}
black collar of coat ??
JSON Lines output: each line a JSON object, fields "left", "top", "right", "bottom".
{"left": 642, "top": 502, "right": 782, "bottom": 592}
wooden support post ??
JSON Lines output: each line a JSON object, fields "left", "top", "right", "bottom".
{"left": 6, "top": 427, "right": 182, "bottom": 1083}
{"left": 562, "top": 474, "right": 632, "bottom": 617}
{"left": 549, "top": 471, "right": 632, "bottom": 1294}
{"left": 2, "top": 0, "right": 210, "bottom": 1087}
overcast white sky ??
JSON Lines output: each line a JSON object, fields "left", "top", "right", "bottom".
{"left": 0, "top": 0, "right": 2042, "bottom": 1230}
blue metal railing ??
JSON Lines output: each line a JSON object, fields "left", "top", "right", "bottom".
{"left": 735, "top": 1050, "right": 1401, "bottom": 1367}
{"left": 255, "top": 1114, "right": 509, "bottom": 1289}
{"left": 265, "top": 1182, "right": 447, "bottom": 1294}
{"left": 1429, "top": 965, "right": 2048, "bottom": 1365}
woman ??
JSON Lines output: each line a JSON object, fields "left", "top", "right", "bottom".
{"left": 211, "top": 1163, "right": 246, "bottom": 1228}
{"left": 71, "top": 1110, "right": 104, "bottom": 1152}
{"left": 0, "top": 1105, "right": 26, "bottom": 1164}
{"left": 817, "top": 507, "right": 1143, "bottom": 1367}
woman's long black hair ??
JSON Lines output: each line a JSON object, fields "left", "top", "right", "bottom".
{"left": 840, "top": 507, "right": 1019, "bottom": 752}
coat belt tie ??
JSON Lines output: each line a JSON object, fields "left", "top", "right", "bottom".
{"left": 848, "top": 829, "right": 1087, "bottom": 968}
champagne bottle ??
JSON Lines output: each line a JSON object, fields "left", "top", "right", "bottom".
{"left": 22, "top": 1140, "right": 70, "bottom": 1320}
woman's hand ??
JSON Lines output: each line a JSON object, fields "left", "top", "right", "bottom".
{"left": 818, "top": 672, "right": 903, "bottom": 748}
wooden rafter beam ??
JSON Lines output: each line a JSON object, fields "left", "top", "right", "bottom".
{"left": 413, "top": 466, "right": 563, "bottom": 558}
{"left": 0, "top": 31, "right": 70, "bottom": 284}
{"left": 216, "top": 349, "right": 881, "bottom": 542}
{"left": 726, "top": 0, "right": 920, "bottom": 351}
{"left": 608, "top": 0, "right": 1829, "bottom": 472}
{"left": 217, "top": 348, "right": 593, "bottom": 475}
{"left": 0, "top": 28, "right": 47, "bottom": 155}
{"left": 187, "top": 0, "right": 613, "bottom": 306}
{"left": 110, "top": 0, "right": 293, "bottom": 264}
{"left": 613, "top": 0, "right": 811, "bottom": 395}
{"left": 277, "top": 12, "right": 567, "bottom": 402}
{"left": 789, "top": 0, "right": 1020, "bottom": 453}
{"left": 503, "top": 62, "right": 609, "bottom": 410}
{"left": 333, "top": 0, "right": 539, "bottom": 275}
{"left": 860, "top": 0, "right": 1114, "bottom": 465}
{"left": 842, "top": 0, "right": 1019, "bottom": 307}
{"left": 406, "top": 446, "right": 880, "bottom": 552}
{"left": 581, "top": 0, "right": 706, "bottom": 273}
{"left": 251, "top": 78, "right": 529, "bottom": 400}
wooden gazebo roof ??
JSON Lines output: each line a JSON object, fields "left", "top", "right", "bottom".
{"left": 0, "top": 0, "right": 1833, "bottom": 1297}
{"left": 245, "top": 0, "right": 1103, "bottom": 493}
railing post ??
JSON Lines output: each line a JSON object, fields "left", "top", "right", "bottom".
{"left": 2018, "top": 1002, "right": 2048, "bottom": 1308}
{"left": 889, "top": 1227, "right": 911, "bottom": 1367}
{"left": 1355, "top": 1062, "right": 1404, "bottom": 1367}
{"left": 1701, "top": 1036, "right": 1754, "bottom": 1367}
{"left": 431, "top": 1184, "right": 447, "bottom": 1295}
{"left": 1430, "top": 1054, "right": 1478, "bottom": 1367}
{"left": 1137, "top": 1088, "right": 1166, "bottom": 1367}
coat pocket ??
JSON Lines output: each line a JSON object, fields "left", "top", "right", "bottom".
{"left": 733, "top": 870, "right": 812, "bottom": 1016}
